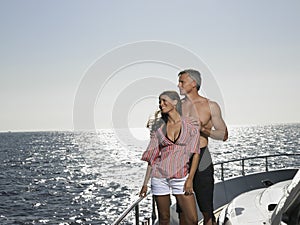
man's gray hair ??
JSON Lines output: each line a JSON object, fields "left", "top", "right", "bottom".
{"left": 178, "top": 69, "right": 202, "bottom": 91}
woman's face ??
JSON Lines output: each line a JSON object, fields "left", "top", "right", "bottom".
{"left": 159, "top": 95, "right": 177, "bottom": 114}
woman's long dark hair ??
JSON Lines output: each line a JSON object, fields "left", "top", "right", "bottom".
{"left": 147, "top": 91, "right": 182, "bottom": 131}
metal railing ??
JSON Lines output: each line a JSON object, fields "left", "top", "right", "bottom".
{"left": 112, "top": 191, "right": 156, "bottom": 225}
{"left": 214, "top": 153, "right": 300, "bottom": 181}
{"left": 113, "top": 153, "right": 299, "bottom": 224}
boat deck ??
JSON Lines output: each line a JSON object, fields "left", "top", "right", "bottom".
{"left": 113, "top": 153, "right": 300, "bottom": 225}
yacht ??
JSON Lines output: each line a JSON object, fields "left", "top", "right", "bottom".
{"left": 113, "top": 153, "right": 299, "bottom": 225}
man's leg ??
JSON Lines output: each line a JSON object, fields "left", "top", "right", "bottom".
{"left": 193, "top": 163, "right": 216, "bottom": 225}
{"left": 202, "top": 212, "right": 216, "bottom": 225}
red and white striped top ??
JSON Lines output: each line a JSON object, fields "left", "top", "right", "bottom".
{"left": 141, "top": 118, "right": 200, "bottom": 179}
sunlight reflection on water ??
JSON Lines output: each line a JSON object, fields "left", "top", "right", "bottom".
{"left": 0, "top": 124, "right": 299, "bottom": 224}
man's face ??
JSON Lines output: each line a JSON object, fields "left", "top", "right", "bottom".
{"left": 177, "top": 73, "right": 195, "bottom": 95}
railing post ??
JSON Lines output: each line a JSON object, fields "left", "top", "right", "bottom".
{"left": 221, "top": 163, "right": 224, "bottom": 181}
{"left": 146, "top": 217, "right": 150, "bottom": 224}
{"left": 142, "top": 217, "right": 150, "bottom": 225}
{"left": 242, "top": 159, "right": 245, "bottom": 176}
{"left": 265, "top": 156, "right": 269, "bottom": 172}
{"left": 135, "top": 204, "right": 139, "bottom": 225}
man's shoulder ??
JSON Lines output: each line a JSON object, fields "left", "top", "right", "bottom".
{"left": 181, "top": 95, "right": 207, "bottom": 103}
{"left": 194, "top": 96, "right": 211, "bottom": 107}
{"left": 207, "top": 100, "right": 221, "bottom": 109}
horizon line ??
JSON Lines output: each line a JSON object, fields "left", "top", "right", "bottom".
{"left": 1, "top": 122, "right": 300, "bottom": 133}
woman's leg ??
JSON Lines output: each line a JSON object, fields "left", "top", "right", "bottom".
{"left": 154, "top": 194, "right": 171, "bottom": 225}
{"left": 175, "top": 194, "right": 198, "bottom": 225}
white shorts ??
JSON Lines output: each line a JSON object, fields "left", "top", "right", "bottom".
{"left": 151, "top": 176, "right": 188, "bottom": 195}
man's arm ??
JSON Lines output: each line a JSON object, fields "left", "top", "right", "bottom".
{"left": 201, "top": 101, "right": 228, "bottom": 141}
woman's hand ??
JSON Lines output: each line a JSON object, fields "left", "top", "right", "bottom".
{"left": 139, "top": 185, "right": 148, "bottom": 197}
{"left": 184, "top": 177, "right": 194, "bottom": 195}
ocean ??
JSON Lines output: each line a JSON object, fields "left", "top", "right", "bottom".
{"left": 0, "top": 124, "right": 299, "bottom": 225}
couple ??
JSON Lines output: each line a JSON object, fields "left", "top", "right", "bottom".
{"left": 140, "top": 69, "right": 228, "bottom": 225}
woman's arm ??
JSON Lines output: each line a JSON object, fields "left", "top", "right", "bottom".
{"left": 139, "top": 164, "right": 152, "bottom": 197}
{"left": 184, "top": 153, "right": 200, "bottom": 194}
{"left": 184, "top": 121, "right": 201, "bottom": 194}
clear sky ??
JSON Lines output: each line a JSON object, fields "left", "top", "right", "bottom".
{"left": 1, "top": 0, "right": 300, "bottom": 132}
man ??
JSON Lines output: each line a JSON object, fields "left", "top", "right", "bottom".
{"left": 177, "top": 69, "right": 228, "bottom": 225}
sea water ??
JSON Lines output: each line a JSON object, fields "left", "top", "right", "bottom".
{"left": 0, "top": 124, "right": 299, "bottom": 224}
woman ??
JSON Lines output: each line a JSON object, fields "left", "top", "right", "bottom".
{"left": 140, "top": 91, "right": 200, "bottom": 225}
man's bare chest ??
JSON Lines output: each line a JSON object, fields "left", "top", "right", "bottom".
{"left": 182, "top": 102, "right": 211, "bottom": 125}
